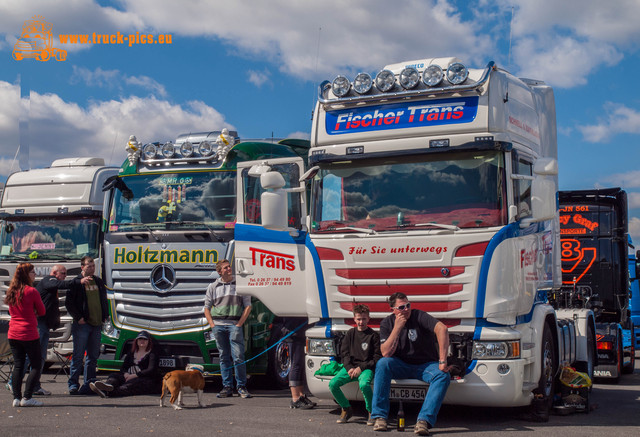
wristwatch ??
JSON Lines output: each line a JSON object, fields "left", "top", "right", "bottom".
{"left": 438, "top": 360, "right": 446, "bottom": 364}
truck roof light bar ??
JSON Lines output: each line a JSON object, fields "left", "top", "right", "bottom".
{"left": 319, "top": 61, "right": 495, "bottom": 107}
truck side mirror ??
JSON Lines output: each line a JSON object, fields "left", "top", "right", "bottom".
{"left": 532, "top": 158, "right": 558, "bottom": 221}
{"left": 260, "top": 171, "right": 288, "bottom": 231}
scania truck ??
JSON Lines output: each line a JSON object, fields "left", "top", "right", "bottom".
{"left": 232, "top": 57, "right": 596, "bottom": 416}
{"left": 559, "top": 188, "right": 635, "bottom": 381}
{"left": 0, "top": 157, "right": 117, "bottom": 359}
{"left": 98, "top": 130, "right": 309, "bottom": 386}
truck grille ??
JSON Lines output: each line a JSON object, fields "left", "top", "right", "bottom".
{"left": 110, "top": 267, "right": 217, "bottom": 332}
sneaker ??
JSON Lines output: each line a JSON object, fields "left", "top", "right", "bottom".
{"left": 77, "top": 385, "right": 95, "bottom": 396}
{"left": 217, "top": 386, "right": 233, "bottom": 398}
{"left": 373, "top": 418, "right": 388, "bottom": 432}
{"left": 367, "top": 413, "right": 375, "bottom": 426}
{"left": 69, "top": 387, "right": 79, "bottom": 395}
{"left": 89, "top": 382, "right": 107, "bottom": 398}
{"left": 414, "top": 420, "right": 430, "bottom": 436}
{"left": 6, "top": 382, "right": 12, "bottom": 392}
{"left": 93, "top": 381, "right": 114, "bottom": 392}
{"left": 20, "top": 397, "right": 43, "bottom": 407}
{"left": 336, "top": 407, "right": 353, "bottom": 424}
{"left": 12, "top": 399, "right": 20, "bottom": 407}
{"left": 237, "top": 386, "right": 252, "bottom": 399}
{"left": 299, "top": 394, "right": 316, "bottom": 409}
{"left": 33, "top": 387, "right": 52, "bottom": 396}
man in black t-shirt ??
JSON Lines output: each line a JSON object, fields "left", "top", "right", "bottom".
{"left": 370, "top": 292, "right": 451, "bottom": 435}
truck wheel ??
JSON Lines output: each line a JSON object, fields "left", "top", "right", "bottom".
{"left": 267, "top": 325, "right": 291, "bottom": 389}
{"left": 529, "top": 325, "right": 556, "bottom": 422}
{"left": 623, "top": 325, "right": 635, "bottom": 374}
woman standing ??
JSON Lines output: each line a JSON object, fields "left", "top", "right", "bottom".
{"left": 90, "top": 330, "right": 161, "bottom": 397}
{"left": 6, "top": 263, "right": 46, "bottom": 407}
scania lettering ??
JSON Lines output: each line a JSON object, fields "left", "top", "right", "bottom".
{"left": 0, "top": 157, "right": 117, "bottom": 360}
{"left": 233, "top": 57, "right": 596, "bottom": 417}
{"left": 99, "top": 130, "right": 309, "bottom": 386}
{"left": 558, "top": 188, "right": 636, "bottom": 381}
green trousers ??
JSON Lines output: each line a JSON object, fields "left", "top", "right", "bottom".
{"left": 328, "top": 367, "right": 374, "bottom": 412}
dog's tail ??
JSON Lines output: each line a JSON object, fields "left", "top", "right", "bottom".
{"left": 160, "top": 372, "right": 171, "bottom": 400}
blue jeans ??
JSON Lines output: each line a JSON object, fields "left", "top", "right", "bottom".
{"left": 371, "top": 357, "right": 451, "bottom": 426}
{"left": 212, "top": 324, "right": 247, "bottom": 388}
{"left": 68, "top": 322, "right": 101, "bottom": 391}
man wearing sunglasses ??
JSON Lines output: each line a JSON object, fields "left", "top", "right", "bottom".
{"left": 371, "top": 292, "right": 451, "bottom": 435}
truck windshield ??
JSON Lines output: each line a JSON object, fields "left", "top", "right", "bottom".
{"left": 311, "top": 150, "right": 507, "bottom": 233}
{"left": 108, "top": 171, "right": 235, "bottom": 231}
{"left": 0, "top": 216, "right": 101, "bottom": 261}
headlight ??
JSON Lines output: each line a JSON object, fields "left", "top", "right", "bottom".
{"left": 142, "top": 143, "right": 157, "bottom": 159}
{"left": 353, "top": 72, "right": 373, "bottom": 94}
{"left": 446, "top": 62, "right": 469, "bottom": 85}
{"left": 199, "top": 140, "right": 213, "bottom": 156}
{"left": 422, "top": 64, "right": 444, "bottom": 87}
{"left": 332, "top": 75, "right": 351, "bottom": 97}
{"left": 375, "top": 69, "right": 396, "bottom": 92}
{"left": 399, "top": 67, "right": 420, "bottom": 89}
{"left": 161, "top": 142, "right": 175, "bottom": 158}
{"left": 308, "top": 338, "right": 336, "bottom": 356}
{"left": 180, "top": 141, "right": 194, "bottom": 157}
{"left": 102, "top": 320, "right": 120, "bottom": 339}
{"left": 472, "top": 340, "right": 520, "bottom": 359}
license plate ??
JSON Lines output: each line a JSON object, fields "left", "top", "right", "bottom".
{"left": 159, "top": 358, "right": 176, "bottom": 368}
{"left": 390, "top": 387, "right": 426, "bottom": 401}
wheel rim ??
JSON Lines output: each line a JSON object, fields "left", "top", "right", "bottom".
{"left": 274, "top": 342, "right": 291, "bottom": 380}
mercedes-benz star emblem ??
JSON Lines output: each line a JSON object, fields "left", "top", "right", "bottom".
{"left": 151, "top": 264, "right": 177, "bottom": 292}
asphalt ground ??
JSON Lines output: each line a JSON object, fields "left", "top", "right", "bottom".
{"left": 1, "top": 356, "right": 639, "bottom": 437}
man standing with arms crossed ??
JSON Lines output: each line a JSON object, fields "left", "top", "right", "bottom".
{"left": 371, "top": 292, "right": 451, "bottom": 435}
{"left": 204, "top": 259, "right": 252, "bottom": 399}
{"left": 66, "top": 256, "right": 108, "bottom": 395}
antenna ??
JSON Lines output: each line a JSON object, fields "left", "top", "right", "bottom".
{"left": 508, "top": 6, "right": 514, "bottom": 70}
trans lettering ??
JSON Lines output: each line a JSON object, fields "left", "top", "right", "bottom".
{"left": 249, "top": 247, "right": 295, "bottom": 271}
{"left": 326, "top": 97, "right": 479, "bottom": 135}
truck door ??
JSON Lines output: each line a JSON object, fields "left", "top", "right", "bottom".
{"left": 235, "top": 157, "right": 325, "bottom": 318}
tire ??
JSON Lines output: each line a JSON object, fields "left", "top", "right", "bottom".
{"left": 529, "top": 324, "right": 556, "bottom": 422}
{"left": 267, "top": 325, "right": 291, "bottom": 389}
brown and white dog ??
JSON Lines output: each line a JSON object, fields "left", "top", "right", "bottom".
{"left": 160, "top": 365, "right": 205, "bottom": 410}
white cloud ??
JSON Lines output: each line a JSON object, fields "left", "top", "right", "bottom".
{"left": 629, "top": 192, "right": 640, "bottom": 209}
{"left": 0, "top": 80, "right": 232, "bottom": 179}
{"left": 247, "top": 69, "right": 271, "bottom": 88}
{"left": 577, "top": 102, "right": 640, "bottom": 143}
{"left": 70, "top": 66, "right": 167, "bottom": 97}
{"left": 629, "top": 217, "right": 640, "bottom": 244}
{"left": 286, "top": 131, "right": 310, "bottom": 140}
{"left": 602, "top": 171, "right": 640, "bottom": 189}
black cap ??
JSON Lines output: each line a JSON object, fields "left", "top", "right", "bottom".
{"left": 136, "top": 330, "right": 151, "bottom": 340}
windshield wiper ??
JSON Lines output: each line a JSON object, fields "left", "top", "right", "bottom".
{"left": 411, "top": 222, "right": 460, "bottom": 231}
{"left": 119, "top": 223, "right": 160, "bottom": 241}
{"left": 334, "top": 226, "right": 377, "bottom": 235}
{"left": 0, "top": 254, "right": 29, "bottom": 261}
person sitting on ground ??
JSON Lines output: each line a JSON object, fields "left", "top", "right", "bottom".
{"left": 89, "top": 330, "right": 161, "bottom": 397}
{"left": 329, "top": 304, "right": 381, "bottom": 425}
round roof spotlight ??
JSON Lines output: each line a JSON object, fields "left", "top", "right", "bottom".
{"left": 199, "top": 140, "right": 214, "bottom": 156}
{"left": 142, "top": 143, "right": 158, "bottom": 159}
{"left": 180, "top": 141, "right": 194, "bottom": 157}
{"left": 399, "top": 67, "right": 420, "bottom": 89}
{"left": 375, "top": 69, "right": 396, "bottom": 92}
{"left": 161, "top": 142, "right": 175, "bottom": 158}
{"left": 353, "top": 72, "right": 373, "bottom": 94}
{"left": 331, "top": 75, "right": 351, "bottom": 97}
{"left": 422, "top": 64, "right": 444, "bottom": 87}
{"left": 446, "top": 62, "right": 469, "bottom": 85}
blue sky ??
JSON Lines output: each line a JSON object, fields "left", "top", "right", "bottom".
{"left": 1, "top": 0, "right": 640, "bottom": 239}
